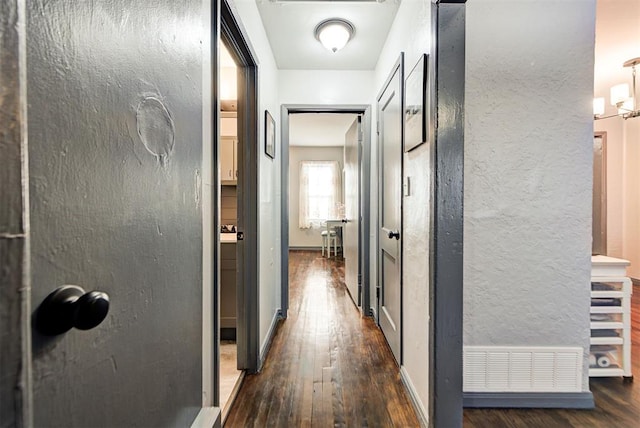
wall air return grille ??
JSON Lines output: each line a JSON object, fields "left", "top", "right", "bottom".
{"left": 464, "top": 346, "right": 583, "bottom": 393}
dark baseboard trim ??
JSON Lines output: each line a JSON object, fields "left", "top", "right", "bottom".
{"left": 463, "top": 392, "right": 594, "bottom": 409}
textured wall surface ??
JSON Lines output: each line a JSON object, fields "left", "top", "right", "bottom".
{"left": 464, "top": 0, "right": 595, "bottom": 391}
{"left": 0, "top": 1, "right": 29, "bottom": 426}
{"left": 289, "top": 146, "right": 345, "bottom": 248}
{"left": 27, "top": 0, "right": 204, "bottom": 425}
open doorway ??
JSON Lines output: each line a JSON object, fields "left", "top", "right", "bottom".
{"left": 218, "top": 40, "right": 242, "bottom": 415}
{"left": 281, "top": 107, "right": 371, "bottom": 316}
{"left": 216, "top": 0, "right": 261, "bottom": 421}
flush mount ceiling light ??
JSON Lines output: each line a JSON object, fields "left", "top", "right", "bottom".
{"left": 314, "top": 18, "right": 355, "bottom": 53}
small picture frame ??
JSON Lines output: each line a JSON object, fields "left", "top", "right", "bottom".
{"left": 265, "top": 110, "right": 275, "bottom": 159}
{"left": 404, "top": 54, "right": 429, "bottom": 152}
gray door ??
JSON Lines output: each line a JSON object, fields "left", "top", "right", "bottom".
{"left": 377, "top": 60, "right": 403, "bottom": 364}
{"left": 27, "top": 1, "right": 204, "bottom": 426}
{"left": 344, "top": 117, "right": 361, "bottom": 306}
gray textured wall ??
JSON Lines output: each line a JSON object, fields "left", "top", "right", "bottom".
{"left": 1, "top": 0, "right": 29, "bottom": 426}
{"left": 27, "top": 0, "right": 204, "bottom": 426}
{"left": 464, "top": 0, "right": 595, "bottom": 391}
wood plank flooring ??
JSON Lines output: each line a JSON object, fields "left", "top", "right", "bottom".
{"left": 224, "top": 250, "right": 420, "bottom": 427}
{"left": 464, "top": 284, "right": 640, "bottom": 428}
{"left": 226, "top": 252, "right": 640, "bottom": 427}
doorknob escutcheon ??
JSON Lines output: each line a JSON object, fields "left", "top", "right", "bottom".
{"left": 387, "top": 230, "right": 400, "bottom": 240}
{"left": 36, "top": 285, "right": 110, "bottom": 336}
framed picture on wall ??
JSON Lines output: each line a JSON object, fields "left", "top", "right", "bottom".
{"left": 265, "top": 110, "right": 275, "bottom": 159}
{"left": 404, "top": 54, "right": 429, "bottom": 152}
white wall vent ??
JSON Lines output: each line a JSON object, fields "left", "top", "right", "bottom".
{"left": 463, "top": 346, "right": 583, "bottom": 393}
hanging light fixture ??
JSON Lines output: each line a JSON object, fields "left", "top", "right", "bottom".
{"left": 314, "top": 18, "right": 354, "bottom": 53}
{"left": 594, "top": 57, "right": 640, "bottom": 120}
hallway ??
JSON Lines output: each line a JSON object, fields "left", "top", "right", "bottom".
{"left": 224, "top": 250, "right": 420, "bottom": 426}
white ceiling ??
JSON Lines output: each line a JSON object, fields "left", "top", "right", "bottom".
{"left": 255, "top": 0, "right": 401, "bottom": 70}
{"left": 290, "top": 113, "right": 358, "bottom": 146}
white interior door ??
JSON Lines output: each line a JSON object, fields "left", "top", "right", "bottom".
{"left": 377, "top": 62, "right": 403, "bottom": 364}
{"left": 344, "top": 117, "right": 361, "bottom": 306}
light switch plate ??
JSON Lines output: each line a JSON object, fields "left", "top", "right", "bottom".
{"left": 403, "top": 177, "right": 410, "bottom": 197}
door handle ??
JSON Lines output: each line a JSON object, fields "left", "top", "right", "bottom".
{"left": 341, "top": 219, "right": 348, "bottom": 223}
{"left": 35, "top": 285, "right": 110, "bottom": 336}
{"left": 387, "top": 230, "right": 400, "bottom": 240}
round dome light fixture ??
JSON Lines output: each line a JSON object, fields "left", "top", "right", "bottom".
{"left": 314, "top": 18, "right": 355, "bottom": 53}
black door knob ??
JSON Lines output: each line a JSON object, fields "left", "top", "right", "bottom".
{"left": 36, "top": 285, "right": 110, "bottom": 336}
{"left": 387, "top": 230, "right": 400, "bottom": 240}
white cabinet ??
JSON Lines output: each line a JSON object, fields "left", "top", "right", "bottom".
{"left": 589, "top": 256, "right": 633, "bottom": 381}
{"left": 221, "top": 136, "right": 237, "bottom": 185}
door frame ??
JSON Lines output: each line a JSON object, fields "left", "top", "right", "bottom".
{"left": 592, "top": 132, "right": 607, "bottom": 255}
{"left": 280, "top": 105, "right": 372, "bottom": 317}
{"left": 201, "top": 0, "right": 260, "bottom": 413}
{"left": 430, "top": 2, "right": 465, "bottom": 427}
{"left": 220, "top": 0, "right": 260, "bottom": 375}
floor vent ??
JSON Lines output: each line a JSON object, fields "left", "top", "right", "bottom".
{"left": 464, "top": 346, "right": 583, "bottom": 393}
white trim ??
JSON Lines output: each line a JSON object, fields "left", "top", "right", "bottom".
{"left": 400, "top": 367, "right": 428, "bottom": 428}
{"left": 201, "top": 0, "right": 214, "bottom": 408}
{"left": 259, "top": 310, "right": 281, "bottom": 370}
{"left": 190, "top": 407, "right": 221, "bottom": 428}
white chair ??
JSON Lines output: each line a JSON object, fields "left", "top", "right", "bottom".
{"left": 321, "top": 229, "right": 338, "bottom": 257}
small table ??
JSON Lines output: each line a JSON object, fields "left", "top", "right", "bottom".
{"left": 324, "top": 219, "right": 345, "bottom": 257}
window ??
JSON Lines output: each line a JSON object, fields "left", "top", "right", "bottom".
{"left": 299, "top": 161, "right": 341, "bottom": 229}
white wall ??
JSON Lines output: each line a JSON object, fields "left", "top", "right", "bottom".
{"left": 593, "top": 0, "right": 640, "bottom": 274}
{"left": 372, "top": 0, "right": 433, "bottom": 420}
{"left": 228, "top": 0, "right": 281, "bottom": 358}
{"left": 279, "top": 69, "right": 374, "bottom": 105}
{"left": 289, "top": 146, "right": 344, "bottom": 248}
{"left": 464, "top": 0, "right": 595, "bottom": 392}
{"left": 623, "top": 119, "right": 640, "bottom": 279}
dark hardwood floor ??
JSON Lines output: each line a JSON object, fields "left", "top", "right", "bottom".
{"left": 464, "top": 284, "right": 640, "bottom": 428}
{"left": 226, "top": 252, "right": 640, "bottom": 427}
{"left": 224, "top": 250, "right": 420, "bottom": 427}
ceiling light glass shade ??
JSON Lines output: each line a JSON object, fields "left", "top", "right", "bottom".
{"left": 610, "top": 83, "right": 630, "bottom": 106}
{"left": 618, "top": 98, "right": 634, "bottom": 114}
{"left": 315, "top": 19, "right": 354, "bottom": 53}
{"left": 593, "top": 97, "right": 605, "bottom": 116}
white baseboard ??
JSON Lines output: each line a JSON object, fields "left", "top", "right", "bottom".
{"left": 259, "top": 309, "right": 282, "bottom": 371}
{"left": 400, "top": 367, "right": 428, "bottom": 427}
{"left": 191, "top": 407, "right": 221, "bottom": 428}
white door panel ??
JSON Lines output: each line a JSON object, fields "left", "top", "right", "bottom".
{"left": 377, "top": 58, "right": 403, "bottom": 364}
{"left": 344, "top": 117, "right": 361, "bottom": 306}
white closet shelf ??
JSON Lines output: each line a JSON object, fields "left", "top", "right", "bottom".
{"left": 589, "top": 255, "right": 633, "bottom": 381}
